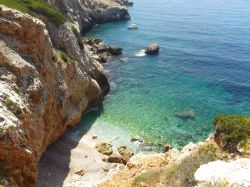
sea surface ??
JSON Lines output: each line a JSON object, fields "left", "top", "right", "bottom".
{"left": 79, "top": 0, "right": 250, "bottom": 149}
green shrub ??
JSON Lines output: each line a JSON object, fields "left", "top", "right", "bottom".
{"left": 213, "top": 114, "right": 250, "bottom": 153}
{"left": 3, "top": 98, "right": 22, "bottom": 117}
{"left": 0, "top": 0, "right": 66, "bottom": 25}
{"left": 132, "top": 144, "right": 220, "bottom": 187}
{"left": 55, "top": 50, "right": 74, "bottom": 64}
{"left": 0, "top": 128, "right": 6, "bottom": 138}
{"left": 59, "top": 51, "right": 68, "bottom": 63}
{"left": 71, "top": 25, "right": 84, "bottom": 49}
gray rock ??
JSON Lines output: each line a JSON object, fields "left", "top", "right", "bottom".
{"left": 108, "top": 46, "right": 123, "bottom": 55}
{"left": 145, "top": 44, "right": 160, "bottom": 55}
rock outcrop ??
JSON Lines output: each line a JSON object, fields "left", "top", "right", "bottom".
{"left": 83, "top": 38, "right": 123, "bottom": 64}
{"left": 145, "top": 44, "right": 160, "bottom": 55}
{"left": 46, "top": 0, "right": 131, "bottom": 33}
{"left": 100, "top": 136, "right": 250, "bottom": 187}
{"left": 0, "top": 0, "right": 130, "bottom": 186}
{"left": 195, "top": 158, "right": 250, "bottom": 187}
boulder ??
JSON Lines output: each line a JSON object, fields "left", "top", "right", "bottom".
{"left": 97, "top": 43, "right": 123, "bottom": 56}
{"left": 145, "top": 44, "right": 160, "bottom": 55}
{"left": 128, "top": 24, "right": 138, "bottom": 30}
{"left": 92, "top": 135, "right": 98, "bottom": 139}
{"left": 128, "top": 1, "right": 134, "bottom": 6}
{"left": 97, "top": 43, "right": 110, "bottom": 53}
{"left": 74, "top": 168, "right": 85, "bottom": 176}
{"left": 162, "top": 144, "right": 172, "bottom": 152}
{"left": 107, "top": 154, "right": 123, "bottom": 164}
{"left": 95, "top": 142, "right": 113, "bottom": 156}
{"left": 108, "top": 46, "right": 123, "bottom": 56}
{"left": 118, "top": 146, "right": 134, "bottom": 163}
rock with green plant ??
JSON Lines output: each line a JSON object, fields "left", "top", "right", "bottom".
{"left": 100, "top": 114, "right": 250, "bottom": 187}
{"left": 213, "top": 114, "right": 250, "bottom": 154}
{"left": 0, "top": 0, "right": 130, "bottom": 185}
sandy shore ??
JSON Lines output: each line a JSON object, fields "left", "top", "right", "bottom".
{"left": 38, "top": 129, "right": 124, "bottom": 187}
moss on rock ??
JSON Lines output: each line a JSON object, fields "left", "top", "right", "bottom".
{"left": 3, "top": 99, "right": 22, "bottom": 117}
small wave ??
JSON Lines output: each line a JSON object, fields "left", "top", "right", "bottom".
{"left": 135, "top": 49, "right": 146, "bottom": 57}
{"left": 120, "top": 57, "right": 128, "bottom": 62}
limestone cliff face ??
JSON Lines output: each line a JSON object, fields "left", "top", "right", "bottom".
{"left": 0, "top": 1, "right": 129, "bottom": 186}
{"left": 46, "top": 0, "right": 131, "bottom": 33}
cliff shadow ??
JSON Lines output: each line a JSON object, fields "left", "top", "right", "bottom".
{"left": 37, "top": 105, "right": 103, "bottom": 187}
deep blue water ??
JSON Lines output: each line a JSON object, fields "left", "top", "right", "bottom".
{"left": 83, "top": 0, "right": 250, "bottom": 148}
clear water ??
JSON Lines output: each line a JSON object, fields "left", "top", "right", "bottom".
{"left": 81, "top": 0, "right": 250, "bottom": 148}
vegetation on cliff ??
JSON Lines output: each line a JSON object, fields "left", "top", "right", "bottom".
{"left": 0, "top": 0, "right": 65, "bottom": 25}
{"left": 214, "top": 114, "right": 250, "bottom": 153}
{"left": 132, "top": 144, "right": 221, "bottom": 187}
{"left": 71, "top": 25, "right": 84, "bottom": 49}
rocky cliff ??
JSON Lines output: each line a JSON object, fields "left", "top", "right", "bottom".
{"left": 46, "top": 0, "right": 131, "bottom": 33}
{"left": 0, "top": 1, "right": 130, "bottom": 186}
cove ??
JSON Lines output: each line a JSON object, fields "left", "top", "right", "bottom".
{"left": 79, "top": 0, "right": 250, "bottom": 149}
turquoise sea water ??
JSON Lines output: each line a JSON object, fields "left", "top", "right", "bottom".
{"left": 82, "top": 0, "right": 250, "bottom": 148}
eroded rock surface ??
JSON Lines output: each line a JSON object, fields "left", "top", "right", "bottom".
{"left": 0, "top": 1, "right": 128, "bottom": 185}
{"left": 46, "top": 0, "right": 131, "bottom": 33}
{"left": 195, "top": 158, "right": 250, "bottom": 187}
{"left": 83, "top": 38, "right": 123, "bottom": 64}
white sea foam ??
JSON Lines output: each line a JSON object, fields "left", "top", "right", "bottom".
{"left": 120, "top": 57, "right": 128, "bottom": 62}
{"left": 135, "top": 49, "right": 146, "bottom": 57}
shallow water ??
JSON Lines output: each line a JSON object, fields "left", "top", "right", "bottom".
{"left": 80, "top": 0, "right": 250, "bottom": 148}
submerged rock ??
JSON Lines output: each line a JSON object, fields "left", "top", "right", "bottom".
{"left": 92, "top": 135, "right": 98, "bottom": 139}
{"left": 95, "top": 142, "right": 113, "bottom": 156}
{"left": 145, "top": 44, "right": 160, "bottom": 55}
{"left": 175, "top": 109, "right": 196, "bottom": 120}
{"left": 131, "top": 136, "right": 144, "bottom": 143}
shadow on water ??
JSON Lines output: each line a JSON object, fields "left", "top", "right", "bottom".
{"left": 37, "top": 105, "right": 103, "bottom": 187}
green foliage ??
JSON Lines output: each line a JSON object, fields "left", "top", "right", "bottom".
{"left": 198, "top": 144, "right": 218, "bottom": 161}
{"left": 132, "top": 144, "right": 220, "bottom": 187}
{"left": 55, "top": 50, "right": 74, "bottom": 64}
{"left": 214, "top": 114, "right": 250, "bottom": 152}
{"left": 3, "top": 98, "right": 22, "bottom": 117}
{"left": 0, "top": 128, "right": 6, "bottom": 138}
{"left": 0, "top": 0, "right": 66, "bottom": 25}
{"left": 71, "top": 25, "right": 84, "bottom": 49}
{"left": 0, "top": 162, "right": 6, "bottom": 177}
